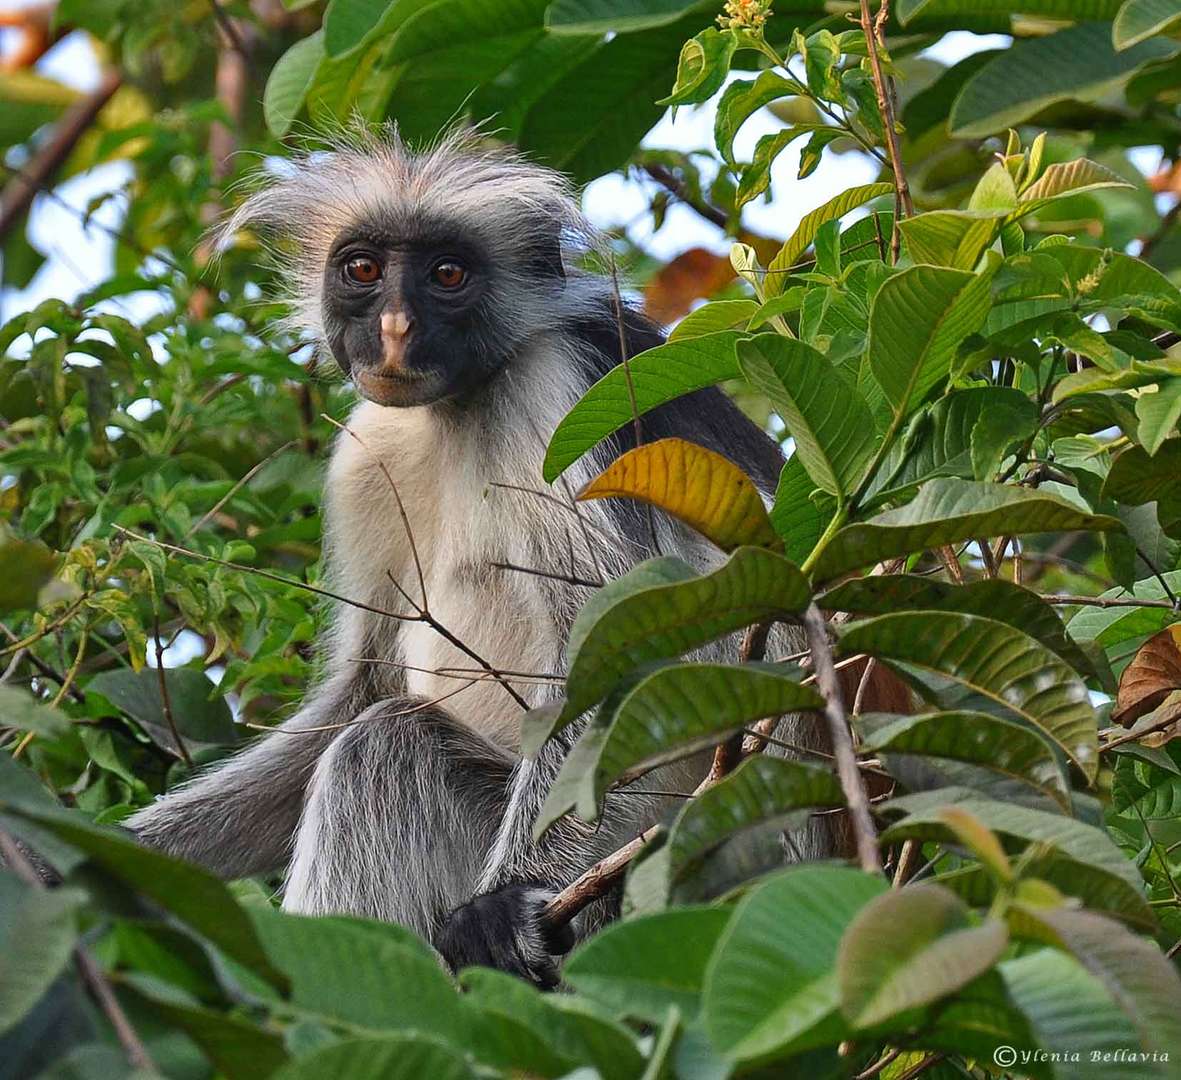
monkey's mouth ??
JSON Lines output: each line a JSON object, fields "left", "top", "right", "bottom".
{"left": 353, "top": 366, "right": 441, "bottom": 407}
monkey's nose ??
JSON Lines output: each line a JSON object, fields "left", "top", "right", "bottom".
{"left": 379, "top": 308, "right": 414, "bottom": 371}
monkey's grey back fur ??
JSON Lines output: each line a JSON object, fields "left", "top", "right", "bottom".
{"left": 129, "top": 127, "right": 831, "bottom": 983}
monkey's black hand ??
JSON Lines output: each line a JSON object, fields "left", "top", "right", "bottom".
{"left": 437, "top": 883, "right": 575, "bottom": 990}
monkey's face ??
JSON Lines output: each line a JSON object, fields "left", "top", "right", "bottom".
{"left": 320, "top": 219, "right": 540, "bottom": 407}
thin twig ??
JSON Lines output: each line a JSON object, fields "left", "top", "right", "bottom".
{"left": 857, "top": 0, "right": 912, "bottom": 261}
{"left": 541, "top": 825, "right": 661, "bottom": 930}
{"left": 1042, "top": 593, "right": 1178, "bottom": 610}
{"left": 114, "top": 527, "right": 414, "bottom": 623}
{"left": 153, "top": 614, "right": 192, "bottom": 765}
{"left": 0, "top": 621, "right": 85, "bottom": 703}
{"left": 490, "top": 562, "right": 603, "bottom": 590}
{"left": 185, "top": 440, "right": 295, "bottom": 539}
{"left": 0, "top": 830, "right": 155, "bottom": 1072}
{"left": 804, "top": 604, "right": 881, "bottom": 874}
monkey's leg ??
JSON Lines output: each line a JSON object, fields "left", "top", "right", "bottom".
{"left": 282, "top": 697, "right": 517, "bottom": 944}
{"left": 127, "top": 672, "right": 375, "bottom": 879}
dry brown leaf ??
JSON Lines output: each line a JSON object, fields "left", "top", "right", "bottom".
{"left": 1113, "top": 625, "right": 1181, "bottom": 727}
{"left": 643, "top": 247, "right": 736, "bottom": 325}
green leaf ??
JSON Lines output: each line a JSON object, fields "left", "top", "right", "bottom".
{"left": 840, "top": 610, "right": 1098, "bottom": 779}
{"left": 668, "top": 300, "right": 757, "bottom": 342}
{"left": 1136, "top": 378, "right": 1181, "bottom": 456}
{"left": 1008, "top": 906, "right": 1181, "bottom": 1065}
{"left": 666, "top": 757, "right": 843, "bottom": 877}
{"left": 518, "top": 18, "right": 688, "bottom": 184}
{"left": 546, "top": 0, "right": 700, "bottom": 33}
{"left": 1103, "top": 441, "right": 1181, "bottom": 536}
{"left": 0, "top": 805, "right": 287, "bottom": 987}
{"left": 735, "top": 127, "right": 825, "bottom": 209}
{"left": 250, "top": 909, "right": 461, "bottom": 1035}
{"left": 0, "top": 532, "right": 57, "bottom": 614}
{"left": 123, "top": 980, "right": 292, "bottom": 1080}
{"left": 271, "top": 1036, "right": 474, "bottom": 1080}
{"left": 1018, "top": 158, "right": 1133, "bottom": 212}
{"left": 703, "top": 866, "right": 887, "bottom": 1063}
{"left": 898, "top": 209, "right": 1006, "bottom": 270}
{"left": 1113, "top": 751, "right": 1181, "bottom": 817}
{"left": 0, "top": 686, "right": 70, "bottom": 739}
{"left": 811, "top": 477, "right": 1120, "bottom": 583}
{"left": 543, "top": 332, "right": 742, "bottom": 483}
{"left": 263, "top": 31, "right": 325, "bottom": 137}
{"left": 323, "top": 0, "right": 390, "bottom": 56}
{"left": 462, "top": 967, "right": 644, "bottom": 1079}
{"left": 858, "top": 711, "right": 1070, "bottom": 807}
{"left": 864, "top": 387, "right": 1038, "bottom": 505}
{"left": 737, "top": 335, "right": 877, "bottom": 498}
{"left": 949, "top": 23, "right": 1178, "bottom": 138}
{"left": 537, "top": 661, "right": 822, "bottom": 831}
{"left": 0, "top": 71, "right": 77, "bottom": 147}
{"left": 88, "top": 667, "right": 237, "bottom": 751}
{"left": 548, "top": 548, "right": 811, "bottom": 738}
{"left": 1114, "top": 0, "right": 1181, "bottom": 50}
{"left": 1000, "top": 950, "right": 1163, "bottom": 1079}
{"left": 714, "top": 71, "right": 798, "bottom": 163}
{"left": 899, "top": 0, "right": 1122, "bottom": 21}
{"left": 563, "top": 907, "right": 732, "bottom": 1023}
{"left": 764, "top": 183, "right": 894, "bottom": 297}
{"left": 881, "top": 794, "right": 1153, "bottom": 928}
{"left": 837, "top": 884, "right": 1008, "bottom": 1029}
{"left": 658, "top": 28, "right": 737, "bottom": 107}
{"left": 867, "top": 264, "right": 995, "bottom": 418}
{"left": 819, "top": 575, "right": 1096, "bottom": 678}
{"left": 0, "top": 875, "right": 86, "bottom": 1035}
{"left": 770, "top": 454, "right": 836, "bottom": 564}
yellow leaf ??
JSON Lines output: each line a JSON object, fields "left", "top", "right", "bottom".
{"left": 576, "top": 437, "right": 780, "bottom": 553}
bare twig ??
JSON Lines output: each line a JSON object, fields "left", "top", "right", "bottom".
{"left": 541, "top": 825, "right": 661, "bottom": 930}
{"left": 1043, "top": 593, "right": 1178, "bottom": 611}
{"left": 937, "top": 545, "right": 966, "bottom": 585}
{"left": 153, "top": 614, "right": 192, "bottom": 765}
{"left": 804, "top": 604, "right": 881, "bottom": 873}
{"left": 0, "top": 621, "right": 85, "bottom": 703}
{"left": 857, "top": 0, "right": 912, "bottom": 261}
{"left": 0, "top": 829, "right": 155, "bottom": 1072}
{"left": 491, "top": 562, "right": 604, "bottom": 590}
{"left": 113, "top": 527, "right": 413, "bottom": 624}
{"left": 891, "top": 838, "right": 919, "bottom": 888}
{"left": 185, "top": 440, "right": 296, "bottom": 538}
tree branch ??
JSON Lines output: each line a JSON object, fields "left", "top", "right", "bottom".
{"left": 857, "top": 0, "right": 912, "bottom": 261}
{"left": 803, "top": 603, "right": 881, "bottom": 874}
{"left": 0, "top": 67, "right": 122, "bottom": 242}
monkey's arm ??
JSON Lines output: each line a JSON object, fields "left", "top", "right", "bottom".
{"left": 126, "top": 664, "right": 381, "bottom": 880}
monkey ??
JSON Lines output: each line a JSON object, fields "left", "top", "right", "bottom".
{"left": 126, "top": 128, "right": 831, "bottom": 987}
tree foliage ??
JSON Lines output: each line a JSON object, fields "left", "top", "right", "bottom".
{"left": 3, "top": 0, "right": 1181, "bottom": 1076}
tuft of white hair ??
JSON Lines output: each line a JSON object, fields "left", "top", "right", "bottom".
{"left": 218, "top": 124, "right": 601, "bottom": 342}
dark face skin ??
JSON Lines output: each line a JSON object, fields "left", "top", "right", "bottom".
{"left": 320, "top": 220, "right": 510, "bottom": 408}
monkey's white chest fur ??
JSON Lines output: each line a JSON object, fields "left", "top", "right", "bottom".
{"left": 324, "top": 399, "right": 585, "bottom": 751}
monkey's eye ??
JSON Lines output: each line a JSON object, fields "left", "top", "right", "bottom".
{"left": 431, "top": 261, "right": 467, "bottom": 289}
{"left": 344, "top": 256, "right": 382, "bottom": 285}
